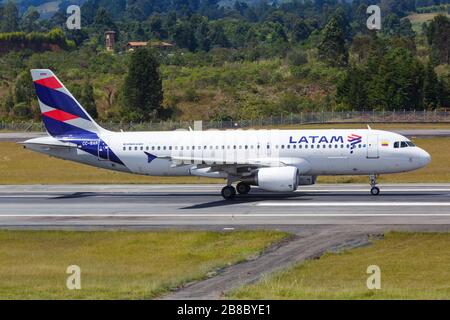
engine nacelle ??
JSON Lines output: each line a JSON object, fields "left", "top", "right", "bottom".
{"left": 244, "top": 167, "right": 299, "bottom": 192}
{"left": 297, "top": 175, "right": 317, "bottom": 186}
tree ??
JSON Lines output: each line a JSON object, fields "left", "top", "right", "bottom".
{"left": 398, "top": 18, "right": 415, "bottom": 38}
{"left": 336, "top": 66, "right": 369, "bottom": 110}
{"left": 93, "top": 7, "right": 117, "bottom": 33}
{"left": 383, "top": 13, "right": 401, "bottom": 35}
{"left": 173, "top": 21, "right": 197, "bottom": 51}
{"left": 195, "top": 19, "right": 211, "bottom": 51}
{"left": 20, "top": 7, "right": 40, "bottom": 33}
{"left": 426, "top": 15, "right": 450, "bottom": 65}
{"left": 14, "top": 72, "right": 35, "bottom": 106}
{"left": 423, "top": 62, "right": 440, "bottom": 109}
{"left": 318, "top": 14, "right": 348, "bottom": 67}
{"left": 121, "top": 48, "right": 163, "bottom": 121}
{"left": 209, "top": 23, "right": 230, "bottom": 48}
{"left": 291, "top": 18, "right": 310, "bottom": 42}
{"left": 1, "top": 89, "right": 14, "bottom": 116}
{"left": 368, "top": 48, "right": 424, "bottom": 110}
{"left": 80, "top": 80, "right": 98, "bottom": 119}
{"left": 148, "top": 13, "right": 167, "bottom": 39}
{"left": 0, "top": 1, "right": 19, "bottom": 32}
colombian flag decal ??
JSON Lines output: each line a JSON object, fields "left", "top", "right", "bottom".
{"left": 382, "top": 141, "right": 389, "bottom": 147}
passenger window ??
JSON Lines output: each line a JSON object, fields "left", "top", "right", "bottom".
{"left": 134, "top": 147, "right": 138, "bottom": 151}
{"left": 123, "top": 147, "right": 126, "bottom": 151}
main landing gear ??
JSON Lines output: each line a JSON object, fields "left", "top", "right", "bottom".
{"left": 369, "top": 174, "right": 380, "bottom": 196}
{"left": 221, "top": 186, "right": 236, "bottom": 200}
{"left": 221, "top": 181, "right": 252, "bottom": 200}
{"left": 236, "top": 182, "right": 251, "bottom": 195}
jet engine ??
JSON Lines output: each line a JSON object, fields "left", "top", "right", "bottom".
{"left": 242, "top": 167, "right": 299, "bottom": 192}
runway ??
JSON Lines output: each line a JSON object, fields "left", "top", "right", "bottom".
{"left": 0, "top": 184, "right": 449, "bottom": 226}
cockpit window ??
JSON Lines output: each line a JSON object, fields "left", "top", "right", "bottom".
{"left": 394, "top": 141, "right": 416, "bottom": 149}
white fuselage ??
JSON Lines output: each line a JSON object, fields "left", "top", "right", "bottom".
{"left": 25, "top": 129, "right": 431, "bottom": 179}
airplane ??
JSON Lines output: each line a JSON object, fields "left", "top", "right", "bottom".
{"left": 23, "top": 69, "right": 431, "bottom": 200}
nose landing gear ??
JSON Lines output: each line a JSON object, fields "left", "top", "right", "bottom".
{"left": 369, "top": 175, "right": 380, "bottom": 196}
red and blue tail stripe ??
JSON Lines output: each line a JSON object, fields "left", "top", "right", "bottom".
{"left": 31, "top": 69, "right": 124, "bottom": 166}
{"left": 31, "top": 69, "right": 99, "bottom": 137}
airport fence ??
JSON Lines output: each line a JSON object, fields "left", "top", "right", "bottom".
{"left": 1, "top": 110, "right": 449, "bottom": 132}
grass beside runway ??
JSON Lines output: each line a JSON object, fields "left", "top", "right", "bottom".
{"left": 0, "top": 137, "right": 449, "bottom": 184}
{"left": 0, "top": 230, "right": 287, "bottom": 299}
{"left": 230, "top": 232, "right": 450, "bottom": 300}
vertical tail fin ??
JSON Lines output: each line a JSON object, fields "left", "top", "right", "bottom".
{"left": 31, "top": 69, "right": 105, "bottom": 137}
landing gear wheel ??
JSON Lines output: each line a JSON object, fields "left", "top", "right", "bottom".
{"left": 371, "top": 187, "right": 380, "bottom": 196}
{"left": 221, "top": 186, "right": 236, "bottom": 200}
{"left": 236, "top": 182, "right": 251, "bottom": 195}
{"left": 369, "top": 174, "right": 380, "bottom": 196}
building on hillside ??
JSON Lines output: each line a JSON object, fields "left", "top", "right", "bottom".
{"left": 105, "top": 31, "right": 116, "bottom": 52}
{"left": 150, "top": 41, "right": 174, "bottom": 50}
{"left": 127, "top": 41, "right": 174, "bottom": 51}
{"left": 127, "top": 42, "right": 148, "bottom": 51}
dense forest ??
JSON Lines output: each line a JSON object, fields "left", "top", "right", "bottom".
{"left": 0, "top": 0, "right": 449, "bottom": 122}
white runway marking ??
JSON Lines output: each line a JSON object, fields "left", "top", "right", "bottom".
{"left": 1, "top": 213, "right": 450, "bottom": 218}
{"left": 258, "top": 202, "right": 450, "bottom": 207}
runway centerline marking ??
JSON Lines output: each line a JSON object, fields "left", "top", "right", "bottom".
{"left": 1, "top": 213, "right": 450, "bottom": 218}
{"left": 257, "top": 202, "right": 450, "bottom": 207}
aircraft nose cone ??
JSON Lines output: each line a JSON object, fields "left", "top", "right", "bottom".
{"left": 419, "top": 149, "right": 431, "bottom": 167}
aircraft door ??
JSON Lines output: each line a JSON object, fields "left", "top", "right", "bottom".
{"left": 367, "top": 134, "right": 379, "bottom": 159}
